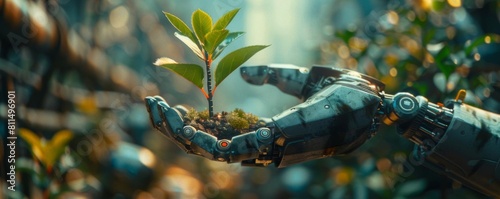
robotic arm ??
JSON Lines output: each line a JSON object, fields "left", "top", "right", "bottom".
{"left": 145, "top": 65, "right": 500, "bottom": 197}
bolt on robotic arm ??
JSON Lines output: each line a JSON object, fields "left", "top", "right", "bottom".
{"left": 145, "top": 64, "right": 500, "bottom": 197}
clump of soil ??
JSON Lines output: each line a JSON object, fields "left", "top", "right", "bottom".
{"left": 183, "top": 108, "right": 266, "bottom": 139}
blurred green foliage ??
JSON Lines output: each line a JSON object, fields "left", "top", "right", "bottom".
{"left": 319, "top": 0, "right": 499, "bottom": 104}
{"left": 2, "top": 0, "right": 499, "bottom": 199}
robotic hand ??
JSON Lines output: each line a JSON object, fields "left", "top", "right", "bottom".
{"left": 145, "top": 64, "right": 500, "bottom": 197}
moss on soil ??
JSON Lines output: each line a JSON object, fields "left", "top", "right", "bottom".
{"left": 183, "top": 108, "right": 265, "bottom": 139}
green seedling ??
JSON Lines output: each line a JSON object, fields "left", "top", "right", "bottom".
{"left": 155, "top": 8, "right": 268, "bottom": 117}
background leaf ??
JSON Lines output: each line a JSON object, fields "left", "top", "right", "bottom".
{"left": 19, "top": 128, "right": 44, "bottom": 162}
{"left": 19, "top": 129, "right": 73, "bottom": 170}
{"left": 204, "top": 29, "right": 229, "bottom": 55}
{"left": 192, "top": 9, "right": 213, "bottom": 45}
{"left": 174, "top": 32, "right": 204, "bottom": 59}
{"left": 45, "top": 130, "right": 73, "bottom": 168}
{"left": 213, "top": 32, "right": 245, "bottom": 59}
{"left": 464, "top": 34, "right": 498, "bottom": 55}
{"left": 213, "top": 8, "right": 240, "bottom": 31}
{"left": 215, "top": 45, "right": 269, "bottom": 87}
{"left": 422, "top": 29, "right": 436, "bottom": 46}
{"left": 335, "top": 29, "right": 356, "bottom": 44}
{"left": 154, "top": 57, "right": 204, "bottom": 88}
{"left": 434, "top": 46, "right": 455, "bottom": 79}
{"left": 164, "top": 12, "right": 198, "bottom": 43}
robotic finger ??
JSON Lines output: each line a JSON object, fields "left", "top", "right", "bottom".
{"left": 240, "top": 64, "right": 310, "bottom": 99}
{"left": 240, "top": 65, "right": 385, "bottom": 100}
{"left": 145, "top": 96, "right": 190, "bottom": 152}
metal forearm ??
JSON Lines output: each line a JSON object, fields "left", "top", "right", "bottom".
{"left": 417, "top": 101, "right": 500, "bottom": 198}
{"left": 381, "top": 91, "right": 500, "bottom": 197}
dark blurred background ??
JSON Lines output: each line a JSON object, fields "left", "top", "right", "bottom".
{"left": 1, "top": 0, "right": 499, "bottom": 198}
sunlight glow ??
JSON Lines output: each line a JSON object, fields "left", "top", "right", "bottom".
{"left": 447, "top": 0, "right": 462, "bottom": 8}
{"left": 485, "top": 36, "right": 491, "bottom": 44}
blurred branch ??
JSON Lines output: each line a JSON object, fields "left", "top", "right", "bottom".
{"left": 0, "top": 0, "right": 140, "bottom": 93}
{"left": 0, "top": 57, "right": 135, "bottom": 108}
{"left": 0, "top": 104, "right": 91, "bottom": 132}
{"left": 0, "top": 58, "right": 41, "bottom": 89}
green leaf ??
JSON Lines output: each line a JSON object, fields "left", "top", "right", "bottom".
{"left": 164, "top": 12, "right": 198, "bottom": 43}
{"left": 465, "top": 36, "right": 485, "bottom": 55}
{"left": 174, "top": 32, "right": 204, "bottom": 60}
{"left": 431, "top": 0, "right": 446, "bottom": 11}
{"left": 213, "top": 8, "right": 240, "bottom": 31}
{"left": 46, "top": 130, "right": 73, "bottom": 169}
{"left": 464, "top": 34, "right": 497, "bottom": 55}
{"left": 154, "top": 58, "right": 204, "bottom": 88}
{"left": 434, "top": 46, "right": 455, "bottom": 79}
{"left": 213, "top": 32, "right": 244, "bottom": 59}
{"left": 335, "top": 29, "right": 356, "bottom": 44}
{"left": 437, "top": 63, "right": 456, "bottom": 80}
{"left": 192, "top": 9, "right": 213, "bottom": 45}
{"left": 422, "top": 29, "right": 436, "bottom": 46}
{"left": 215, "top": 45, "right": 269, "bottom": 87}
{"left": 412, "top": 82, "right": 428, "bottom": 96}
{"left": 435, "top": 45, "right": 450, "bottom": 61}
{"left": 204, "top": 29, "right": 229, "bottom": 55}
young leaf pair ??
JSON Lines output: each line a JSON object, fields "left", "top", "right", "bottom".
{"left": 154, "top": 8, "right": 268, "bottom": 117}
{"left": 19, "top": 128, "right": 73, "bottom": 173}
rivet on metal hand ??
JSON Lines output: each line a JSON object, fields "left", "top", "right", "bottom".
{"left": 257, "top": 128, "right": 271, "bottom": 141}
{"left": 398, "top": 97, "right": 415, "bottom": 111}
{"left": 324, "top": 105, "right": 330, "bottom": 109}
{"left": 217, "top": 139, "right": 231, "bottom": 151}
{"left": 182, "top": 126, "right": 196, "bottom": 139}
